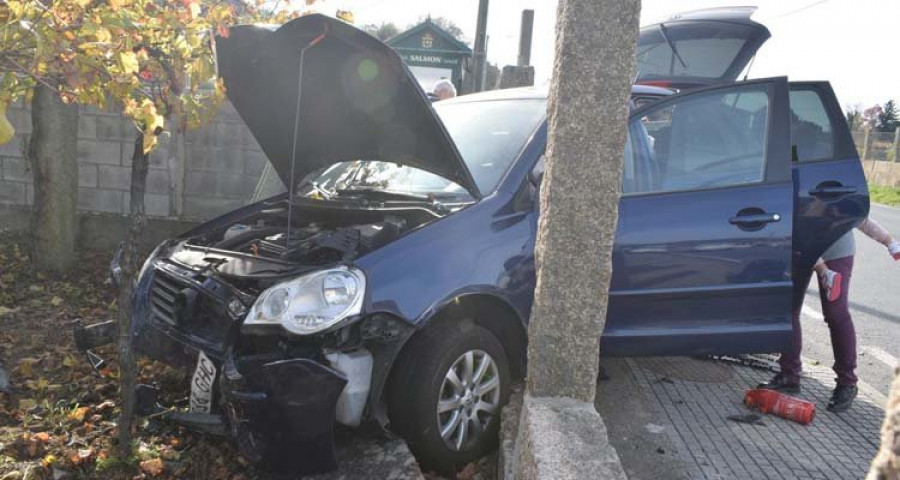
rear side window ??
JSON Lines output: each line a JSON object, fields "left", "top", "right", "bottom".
{"left": 628, "top": 87, "right": 770, "bottom": 194}
{"left": 789, "top": 89, "right": 834, "bottom": 162}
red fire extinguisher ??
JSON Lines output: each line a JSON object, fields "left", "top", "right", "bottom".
{"left": 744, "top": 389, "right": 816, "bottom": 425}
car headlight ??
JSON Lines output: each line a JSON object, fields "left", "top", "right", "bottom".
{"left": 244, "top": 267, "right": 366, "bottom": 335}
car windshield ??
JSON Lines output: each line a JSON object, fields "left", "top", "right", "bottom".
{"left": 301, "top": 99, "right": 547, "bottom": 199}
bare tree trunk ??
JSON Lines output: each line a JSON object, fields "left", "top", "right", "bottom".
{"left": 525, "top": 0, "right": 640, "bottom": 402}
{"left": 868, "top": 365, "right": 900, "bottom": 479}
{"left": 116, "top": 133, "right": 149, "bottom": 459}
{"left": 28, "top": 84, "right": 79, "bottom": 272}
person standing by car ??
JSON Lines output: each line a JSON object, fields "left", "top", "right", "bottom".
{"left": 760, "top": 217, "right": 900, "bottom": 412}
{"left": 432, "top": 79, "right": 457, "bottom": 100}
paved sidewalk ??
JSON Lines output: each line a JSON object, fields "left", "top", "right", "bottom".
{"left": 596, "top": 356, "right": 886, "bottom": 480}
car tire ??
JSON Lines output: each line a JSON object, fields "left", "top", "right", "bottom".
{"left": 388, "top": 318, "right": 510, "bottom": 475}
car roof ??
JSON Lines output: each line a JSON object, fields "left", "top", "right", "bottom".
{"left": 436, "top": 84, "right": 674, "bottom": 105}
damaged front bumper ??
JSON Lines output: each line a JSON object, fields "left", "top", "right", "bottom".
{"left": 220, "top": 352, "right": 347, "bottom": 474}
{"left": 82, "top": 248, "right": 414, "bottom": 476}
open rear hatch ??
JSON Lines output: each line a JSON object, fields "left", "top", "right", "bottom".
{"left": 636, "top": 7, "right": 771, "bottom": 89}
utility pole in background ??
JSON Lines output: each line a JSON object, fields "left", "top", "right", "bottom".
{"left": 498, "top": 9, "right": 535, "bottom": 89}
{"left": 472, "top": 0, "right": 489, "bottom": 92}
{"left": 518, "top": 9, "right": 534, "bottom": 67}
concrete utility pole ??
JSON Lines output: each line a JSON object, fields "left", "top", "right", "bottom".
{"left": 498, "top": 9, "right": 535, "bottom": 90}
{"left": 510, "top": 0, "right": 640, "bottom": 478}
{"left": 527, "top": 0, "right": 639, "bottom": 404}
{"left": 517, "top": 9, "right": 534, "bottom": 67}
{"left": 471, "top": 0, "right": 489, "bottom": 92}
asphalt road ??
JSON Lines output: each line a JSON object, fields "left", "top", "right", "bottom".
{"left": 800, "top": 202, "right": 900, "bottom": 395}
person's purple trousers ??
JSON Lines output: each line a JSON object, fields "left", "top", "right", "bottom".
{"left": 779, "top": 256, "right": 858, "bottom": 386}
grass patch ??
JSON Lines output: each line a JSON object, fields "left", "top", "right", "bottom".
{"left": 870, "top": 185, "right": 900, "bottom": 206}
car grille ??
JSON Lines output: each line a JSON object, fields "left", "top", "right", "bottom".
{"left": 148, "top": 268, "right": 232, "bottom": 348}
{"left": 150, "top": 271, "right": 189, "bottom": 326}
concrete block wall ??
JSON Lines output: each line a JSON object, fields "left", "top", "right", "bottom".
{"left": 0, "top": 100, "right": 274, "bottom": 222}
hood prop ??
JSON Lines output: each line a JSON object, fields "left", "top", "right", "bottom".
{"left": 286, "top": 29, "right": 328, "bottom": 247}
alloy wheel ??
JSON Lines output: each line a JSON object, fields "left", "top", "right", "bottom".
{"left": 436, "top": 349, "right": 501, "bottom": 451}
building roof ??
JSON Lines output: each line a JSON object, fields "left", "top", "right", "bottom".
{"left": 387, "top": 18, "right": 472, "bottom": 55}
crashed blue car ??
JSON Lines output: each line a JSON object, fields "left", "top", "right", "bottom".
{"left": 84, "top": 9, "right": 868, "bottom": 476}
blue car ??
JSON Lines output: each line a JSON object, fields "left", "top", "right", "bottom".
{"left": 105, "top": 9, "right": 868, "bottom": 476}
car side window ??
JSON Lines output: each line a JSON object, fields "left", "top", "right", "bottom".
{"left": 789, "top": 88, "right": 834, "bottom": 162}
{"left": 629, "top": 87, "right": 770, "bottom": 194}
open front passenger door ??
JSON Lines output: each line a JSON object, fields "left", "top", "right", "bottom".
{"left": 603, "top": 77, "right": 794, "bottom": 356}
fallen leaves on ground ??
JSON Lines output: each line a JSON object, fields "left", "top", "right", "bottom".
{"left": 0, "top": 231, "right": 481, "bottom": 480}
{"left": 0, "top": 232, "right": 254, "bottom": 479}
{"left": 140, "top": 458, "right": 164, "bottom": 476}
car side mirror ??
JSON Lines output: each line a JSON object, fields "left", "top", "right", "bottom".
{"left": 530, "top": 156, "right": 545, "bottom": 186}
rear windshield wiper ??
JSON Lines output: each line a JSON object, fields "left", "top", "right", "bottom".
{"left": 658, "top": 23, "right": 688, "bottom": 70}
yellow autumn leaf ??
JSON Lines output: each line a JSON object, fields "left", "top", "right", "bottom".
{"left": 27, "top": 377, "right": 49, "bottom": 391}
{"left": 94, "top": 27, "right": 112, "bottom": 44}
{"left": 19, "top": 357, "right": 38, "bottom": 378}
{"left": 142, "top": 109, "right": 164, "bottom": 154}
{"left": 336, "top": 10, "right": 354, "bottom": 24}
{"left": 67, "top": 406, "right": 91, "bottom": 422}
{"left": 119, "top": 51, "right": 139, "bottom": 74}
{"left": 0, "top": 101, "right": 13, "bottom": 145}
{"left": 42, "top": 454, "right": 57, "bottom": 468}
{"left": 140, "top": 458, "right": 165, "bottom": 476}
{"left": 6, "top": 1, "right": 24, "bottom": 17}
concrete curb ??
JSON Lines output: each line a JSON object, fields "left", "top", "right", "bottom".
{"left": 310, "top": 428, "right": 423, "bottom": 480}
{"left": 500, "top": 390, "right": 628, "bottom": 480}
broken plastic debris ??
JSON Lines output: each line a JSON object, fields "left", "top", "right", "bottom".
{"left": 645, "top": 423, "right": 666, "bottom": 434}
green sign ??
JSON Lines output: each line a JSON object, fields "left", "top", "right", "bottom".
{"left": 387, "top": 19, "right": 472, "bottom": 93}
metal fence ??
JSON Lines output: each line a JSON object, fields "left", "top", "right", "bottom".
{"left": 852, "top": 129, "right": 900, "bottom": 162}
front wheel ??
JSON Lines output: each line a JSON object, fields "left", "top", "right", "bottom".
{"left": 388, "top": 320, "right": 510, "bottom": 474}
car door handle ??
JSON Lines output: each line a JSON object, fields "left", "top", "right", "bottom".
{"left": 809, "top": 184, "right": 856, "bottom": 197}
{"left": 729, "top": 213, "right": 781, "bottom": 226}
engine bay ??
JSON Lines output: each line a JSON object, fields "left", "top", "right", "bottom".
{"left": 170, "top": 199, "right": 444, "bottom": 278}
{"left": 213, "top": 215, "right": 409, "bottom": 264}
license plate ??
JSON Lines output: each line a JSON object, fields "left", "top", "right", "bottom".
{"left": 190, "top": 351, "right": 216, "bottom": 413}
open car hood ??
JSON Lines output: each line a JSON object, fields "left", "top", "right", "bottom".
{"left": 636, "top": 7, "right": 770, "bottom": 89}
{"left": 215, "top": 14, "right": 480, "bottom": 198}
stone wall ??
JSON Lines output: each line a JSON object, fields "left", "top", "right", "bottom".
{"left": 0, "top": 100, "right": 277, "bottom": 222}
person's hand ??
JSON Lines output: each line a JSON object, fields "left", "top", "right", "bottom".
{"left": 889, "top": 241, "right": 900, "bottom": 261}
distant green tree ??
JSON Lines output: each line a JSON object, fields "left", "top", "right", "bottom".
{"left": 362, "top": 22, "right": 400, "bottom": 41}
{"left": 878, "top": 99, "right": 898, "bottom": 132}
{"left": 845, "top": 104, "right": 862, "bottom": 131}
{"left": 416, "top": 16, "right": 467, "bottom": 44}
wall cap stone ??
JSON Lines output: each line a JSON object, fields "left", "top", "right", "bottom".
{"left": 508, "top": 393, "right": 627, "bottom": 480}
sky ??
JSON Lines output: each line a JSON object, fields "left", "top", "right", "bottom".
{"left": 322, "top": 0, "right": 900, "bottom": 109}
